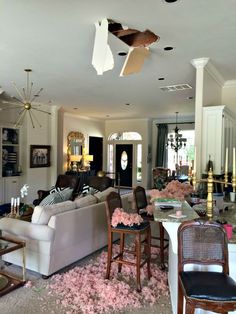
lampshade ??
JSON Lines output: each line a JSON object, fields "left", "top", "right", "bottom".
{"left": 70, "top": 155, "right": 82, "bottom": 162}
{"left": 86, "top": 155, "right": 93, "bottom": 162}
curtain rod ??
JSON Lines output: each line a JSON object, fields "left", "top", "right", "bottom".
{"left": 156, "top": 121, "right": 195, "bottom": 126}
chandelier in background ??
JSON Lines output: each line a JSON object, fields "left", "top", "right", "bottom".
{"left": 166, "top": 112, "right": 187, "bottom": 157}
{"left": 1, "top": 69, "right": 51, "bottom": 128}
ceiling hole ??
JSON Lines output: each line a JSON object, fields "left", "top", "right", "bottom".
{"left": 158, "top": 77, "right": 165, "bottom": 80}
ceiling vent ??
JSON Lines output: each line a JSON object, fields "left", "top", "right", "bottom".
{"left": 160, "top": 84, "right": 192, "bottom": 92}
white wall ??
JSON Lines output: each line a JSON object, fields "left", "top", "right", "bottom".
{"left": 24, "top": 105, "right": 58, "bottom": 203}
{"left": 203, "top": 70, "right": 222, "bottom": 106}
{"left": 222, "top": 82, "right": 236, "bottom": 114}
{"left": 58, "top": 110, "right": 105, "bottom": 173}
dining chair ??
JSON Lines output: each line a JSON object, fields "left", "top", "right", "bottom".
{"left": 133, "top": 185, "right": 169, "bottom": 269}
{"left": 178, "top": 219, "right": 236, "bottom": 314}
{"left": 105, "top": 191, "right": 151, "bottom": 292}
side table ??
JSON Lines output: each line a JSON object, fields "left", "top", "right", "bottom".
{"left": 0, "top": 235, "right": 26, "bottom": 296}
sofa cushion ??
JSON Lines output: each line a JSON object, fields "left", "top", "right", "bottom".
{"left": 94, "top": 187, "right": 116, "bottom": 203}
{"left": 39, "top": 187, "right": 73, "bottom": 206}
{"left": 32, "top": 200, "right": 76, "bottom": 225}
{"left": 74, "top": 194, "right": 97, "bottom": 208}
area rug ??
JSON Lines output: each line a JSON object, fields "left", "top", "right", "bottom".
{"left": 45, "top": 246, "right": 169, "bottom": 314}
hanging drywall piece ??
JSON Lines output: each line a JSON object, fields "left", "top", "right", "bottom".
{"left": 92, "top": 18, "right": 114, "bottom": 75}
{"left": 120, "top": 47, "right": 150, "bottom": 76}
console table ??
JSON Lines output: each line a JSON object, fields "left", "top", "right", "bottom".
{"left": 0, "top": 235, "right": 26, "bottom": 296}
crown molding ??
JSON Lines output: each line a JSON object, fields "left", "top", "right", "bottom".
{"left": 191, "top": 58, "right": 225, "bottom": 87}
{"left": 223, "top": 80, "right": 236, "bottom": 88}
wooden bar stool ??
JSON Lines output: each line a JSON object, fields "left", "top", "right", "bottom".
{"left": 105, "top": 191, "right": 151, "bottom": 292}
{"left": 133, "top": 185, "right": 169, "bottom": 269}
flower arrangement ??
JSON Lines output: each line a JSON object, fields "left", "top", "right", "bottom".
{"left": 111, "top": 208, "right": 143, "bottom": 227}
{"left": 149, "top": 180, "right": 193, "bottom": 202}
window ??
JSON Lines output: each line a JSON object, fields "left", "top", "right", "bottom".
{"left": 167, "top": 130, "right": 195, "bottom": 173}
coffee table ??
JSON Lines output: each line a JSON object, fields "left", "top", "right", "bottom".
{"left": 0, "top": 235, "right": 26, "bottom": 296}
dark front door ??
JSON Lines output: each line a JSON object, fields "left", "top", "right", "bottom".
{"left": 115, "top": 144, "right": 133, "bottom": 188}
{"left": 89, "top": 136, "right": 103, "bottom": 174}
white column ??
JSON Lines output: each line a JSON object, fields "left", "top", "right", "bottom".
{"left": 190, "top": 58, "right": 209, "bottom": 179}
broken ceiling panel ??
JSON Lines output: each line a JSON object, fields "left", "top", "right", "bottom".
{"left": 92, "top": 18, "right": 114, "bottom": 75}
{"left": 120, "top": 47, "right": 150, "bottom": 76}
{"left": 108, "top": 19, "right": 159, "bottom": 47}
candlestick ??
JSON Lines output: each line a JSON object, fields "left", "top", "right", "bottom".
{"left": 225, "top": 147, "right": 228, "bottom": 174}
{"left": 17, "top": 197, "right": 20, "bottom": 206}
{"left": 11, "top": 197, "right": 14, "bottom": 206}
{"left": 193, "top": 147, "right": 196, "bottom": 174}
{"left": 233, "top": 147, "right": 235, "bottom": 177}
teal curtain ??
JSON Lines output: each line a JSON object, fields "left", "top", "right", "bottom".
{"left": 156, "top": 124, "right": 168, "bottom": 167}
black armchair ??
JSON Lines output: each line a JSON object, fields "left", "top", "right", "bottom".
{"left": 33, "top": 174, "right": 80, "bottom": 206}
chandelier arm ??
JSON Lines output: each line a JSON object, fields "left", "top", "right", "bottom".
{"left": 14, "top": 109, "right": 27, "bottom": 127}
{"left": 29, "top": 109, "right": 41, "bottom": 128}
{"left": 28, "top": 110, "right": 36, "bottom": 128}
{"left": 1, "top": 105, "right": 23, "bottom": 110}
{"left": 22, "top": 88, "right": 27, "bottom": 102}
{"left": 12, "top": 96, "right": 26, "bottom": 105}
{"left": 32, "top": 107, "right": 51, "bottom": 115}
{"left": 27, "top": 82, "right": 33, "bottom": 103}
{"left": 12, "top": 82, "right": 25, "bottom": 101}
{"left": 30, "top": 88, "right": 43, "bottom": 103}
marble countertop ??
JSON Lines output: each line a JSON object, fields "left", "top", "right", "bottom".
{"left": 153, "top": 200, "right": 199, "bottom": 223}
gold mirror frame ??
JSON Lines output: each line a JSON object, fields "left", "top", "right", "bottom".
{"left": 67, "top": 131, "right": 85, "bottom": 171}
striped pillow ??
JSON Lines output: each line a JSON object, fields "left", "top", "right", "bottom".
{"left": 39, "top": 187, "right": 73, "bottom": 206}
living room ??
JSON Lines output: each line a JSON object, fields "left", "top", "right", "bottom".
{"left": 1, "top": 1, "right": 236, "bottom": 313}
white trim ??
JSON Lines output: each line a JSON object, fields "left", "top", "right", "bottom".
{"left": 223, "top": 80, "right": 236, "bottom": 88}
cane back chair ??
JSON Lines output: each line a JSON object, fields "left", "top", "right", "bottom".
{"left": 178, "top": 219, "right": 236, "bottom": 314}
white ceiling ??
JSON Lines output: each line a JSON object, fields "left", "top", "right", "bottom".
{"left": 0, "top": 0, "right": 236, "bottom": 120}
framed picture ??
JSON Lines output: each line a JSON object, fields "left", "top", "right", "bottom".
{"left": 30, "top": 145, "right": 51, "bottom": 168}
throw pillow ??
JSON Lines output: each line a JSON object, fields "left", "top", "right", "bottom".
{"left": 81, "top": 184, "right": 99, "bottom": 196}
{"left": 74, "top": 194, "right": 97, "bottom": 208}
{"left": 32, "top": 200, "right": 76, "bottom": 225}
{"left": 39, "top": 187, "right": 73, "bottom": 206}
{"left": 95, "top": 187, "right": 116, "bottom": 203}
{"left": 49, "top": 186, "right": 65, "bottom": 194}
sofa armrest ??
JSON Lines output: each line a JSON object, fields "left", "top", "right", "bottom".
{"left": 0, "top": 218, "right": 54, "bottom": 242}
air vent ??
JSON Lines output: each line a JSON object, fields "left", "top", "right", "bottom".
{"left": 160, "top": 84, "right": 192, "bottom": 92}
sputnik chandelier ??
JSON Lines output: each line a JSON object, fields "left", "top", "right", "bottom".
{"left": 2, "top": 69, "right": 51, "bottom": 128}
{"left": 166, "top": 112, "right": 187, "bottom": 153}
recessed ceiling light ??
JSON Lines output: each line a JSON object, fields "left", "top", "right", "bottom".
{"left": 106, "top": 114, "right": 110, "bottom": 117}
{"left": 158, "top": 77, "right": 165, "bottom": 81}
{"left": 164, "top": 46, "right": 174, "bottom": 51}
{"left": 73, "top": 107, "right": 78, "bottom": 110}
{"left": 187, "top": 96, "right": 194, "bottom": 100}
{"left": 125, "top": 103, "right": 130, "bottom": 106}
{"left": 164, "top": 0, "right": 178, "bottom": 3}
{"left": 118, "top": 51, "right": 128, "bottom": 56}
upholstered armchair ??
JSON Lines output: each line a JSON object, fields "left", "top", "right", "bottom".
{"left": 152, "top": 167, "right": 170, "bottom": 190}
{"left": 33, "top": 174, "right": 80, "bottom": 206}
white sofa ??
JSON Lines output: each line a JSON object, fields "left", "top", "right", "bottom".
{"left": 0, "top": 188, "right": 133, "bottom": 277}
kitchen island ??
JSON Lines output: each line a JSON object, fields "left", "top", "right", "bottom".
{"left": 154, "top": 201, "right": 236, "bottom": 314}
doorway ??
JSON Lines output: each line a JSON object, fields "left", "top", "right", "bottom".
{"left": 115, "top": 144, "right": 133, "bottom": 187}
{"left": 89, "top": 136, "right": 103, "bottom": 174}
